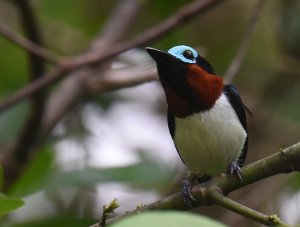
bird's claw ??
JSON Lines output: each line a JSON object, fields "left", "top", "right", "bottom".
{"left": 229, "top": 162, "right": 242, "bottom": 180}
{"left": 182, "top": 179, "right": 196, "bottom": 208}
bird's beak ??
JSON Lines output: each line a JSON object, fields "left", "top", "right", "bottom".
{"left": 145, "top": 47, "right": 174, "bottom": 63}
{"left": 145, "top": 47, "right": 186, "bottom": 84}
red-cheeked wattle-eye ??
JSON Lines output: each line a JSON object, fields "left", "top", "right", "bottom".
{"left": 146, "top": 45, "right": 249, "bottom": 206}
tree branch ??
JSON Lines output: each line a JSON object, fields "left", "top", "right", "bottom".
{"left": 85, "top": 68, "right": 158, "bottom": 94}
{"left": 12, "top": 0, "right": 46, "bottom": 160}
{"left": 91, "top": 142, "right": 300, "bottom": 227}
{"left": 207, "top": 190, "right": 286, "bottom": 226}
{"left": 220, "top": 178, "right": 283, "bottom": 226}
{"left": 0, "top": 0, "right": 224, "bottom": 113}
{"left": 2, "top": 0, "right": 48, "bottom": 190}
{"left": 1, "top": 0, "right": 145, "bottom": 190}
{"left": 92, "top": 0, "right": 142, "bottom": 49}
{"left": 40, "top": 0, "right": 144, "bottom": 140}
{"left": 0, "top": 67, "right": 66, "bottom": 112}
{"left": 224, "top": 0, "right": 264, "bottom": 84}
{"left": 0, "top": 24, "right": 59, "bottom": 65}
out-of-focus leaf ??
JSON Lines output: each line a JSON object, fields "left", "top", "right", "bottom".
{"left": 9, "top": 148, "right": 54, "bottom": 197}
{"left": 111, "top": 211, "right": 227, "bottom": 227}
{"left": 285, "top": 173, "right": 300, "bottom": 193}
{"left": 278, "top": 1, "right": 300, "bottom": 58}
{"left": 149, "top": 1, "right": 192, "bottom": 16}
{"left": 0, "top": 164, "right": 3, "bottom": 190}
{"left": 46, "top": 161, "right": 174, "bottom": 190}
{"left": 10, "top": 151, "right": 174, "bottom": 196}
{"left": 0, "top": 193, "right": 24, "bottom": 216}
{"left": 9, "top": 216, "right": 94, "bottom": 227}
{"left": 0, "top": 37, "right": 27, "bottom": 93}
{"left": 0, "top": 103, "right": 28, "bottom": 145}
{"left": 39, "top": 0, "right": 114, "bottom": 43}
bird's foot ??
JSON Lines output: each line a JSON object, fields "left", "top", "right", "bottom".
{"left": 182, "top": 179, "right": 196, "bottom": 208}
{"left": 229, "top": 162, "right": 242, "bottom": 180}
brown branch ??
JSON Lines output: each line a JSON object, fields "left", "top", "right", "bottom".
{"left": 40, "top": 0, "right": 144, "bottom": 140}
{"left": 0, "top": 0, "right": 224, "bottom": 113}
{"left": 223, "top": 0, "right": 264, "bottom": 84}
{"left": 90, "top": 142, "right": 300, "bottom": 227}
{"left": 68, "top": 0, "right": 224, "bottom": 67}
{"left": 92, "top": 0, "right": 142, "bottom": 49}
{"left": 40, "top": 69, "right": 157, "bottom": 140}
{"left": 86, "top": 68, "right": 158, "bottom": 93}
{"left": 39, "top": 69, "right": 86, "bottom": 140}
{"left": 12, "top": 0, "right": 46, "bottom": 160}
{"left": 2, "top": 0, "right": 48, "bottom": 190}
{"left": 0, "top": 24, "right": 59, "bottom": 65}
{"left": 0, "top": 67, "right": 66, "bottom": 112}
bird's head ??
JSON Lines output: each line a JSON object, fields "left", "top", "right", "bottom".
{"left": 146, "top": 45, "right": 223, "bottom": 118}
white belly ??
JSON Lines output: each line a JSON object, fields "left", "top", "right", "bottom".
{"left": 174, "top": 94, "right": 247, "bottom": 176}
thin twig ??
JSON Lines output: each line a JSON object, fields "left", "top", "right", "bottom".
{"left": 0, "top": 0, "right": 224, "bottom": 113}
{"left": 0, "top": 67, "right": 66, "bottom": 113}
{"left": 0, "top": 24, "right": 59, "bottom": 65}
{"left": 220, "top": 178, "right": 283, "bottom": 226}
{"left": 207, "top": 190, "right": 287, "bottom": 226}
{"left": 100, "top": 199, "right": 120, "bottom": 227}
{"left": 86, "top": 68, "right": 158, "bottom": 93}
{"left": 223, "top": 0, "right": 264, "bottom": 84}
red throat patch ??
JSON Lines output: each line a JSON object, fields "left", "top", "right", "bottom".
{"left": 161, "top": 64, "right": 223, "bottom": 118}
{"left": 186, "top": 64, "right": 223, "bottom": 110}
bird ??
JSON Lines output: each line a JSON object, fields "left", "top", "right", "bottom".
{"left": 145, "top": 45, "right": 249, "bottom": 206}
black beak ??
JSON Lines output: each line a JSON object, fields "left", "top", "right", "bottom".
{"left": 145, "top": 46, "right": 188, "bottom": 87}
{"left": 145, "top": 47, "right": 174, "bottom": 63}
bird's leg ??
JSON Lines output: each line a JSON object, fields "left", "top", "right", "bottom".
{"left": 182, "top": 179, "right": 195, "bottom": 208}
{"left": 182, "top": 174, "right": 211, "bottom": 207}
{"left": 229, "top": 162, "right": 242, "bottom": 180}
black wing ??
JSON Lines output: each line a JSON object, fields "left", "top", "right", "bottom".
{"left": 223, "top": 84, "right": 248, "bottom": 167}
{"left": 167, "top": 109, "right": 188, "bottom": 165}
{"left": 167, "top": 109, "right": 175, "bottom": 138}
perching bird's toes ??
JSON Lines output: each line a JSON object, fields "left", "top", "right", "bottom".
{"left": 229, "top": 162, "right": 242, "bottom": 180}
{"left": 182, "top": 179, "right": 196, "bottom": 208}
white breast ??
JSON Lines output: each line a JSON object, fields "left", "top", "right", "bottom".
{"left": 174, "top": 93, "right": 247, "bottom": 176}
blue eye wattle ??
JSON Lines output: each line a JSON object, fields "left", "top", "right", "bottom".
{"left": 167, "top": 45, "right": 198, "bottom": 63}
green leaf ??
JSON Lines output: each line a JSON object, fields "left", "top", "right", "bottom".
{"left": 9, "top": 148, "right": 54, "bottom": 197}
{"left": 0, "top": 103, "right": 28, "bottom": 145}
{"left": 0, "top": 193, "right": 24, "bottom": 216}
{"left": 285, "top": 172, "right": 300, "bottom": 192}
{"left": 111, "top": 211, "right": 227, "bottom": 227}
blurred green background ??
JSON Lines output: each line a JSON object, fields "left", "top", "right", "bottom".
{"left": 0, "top": 0, "right": 300, "bottom": 226}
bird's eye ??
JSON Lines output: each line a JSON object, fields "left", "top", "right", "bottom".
{"left": 183, "top": 50, "right": 194, "bottom": 60}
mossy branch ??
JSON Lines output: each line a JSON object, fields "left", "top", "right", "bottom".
{"left": 90, "top": 142, "right": 300, "bottom": 227}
